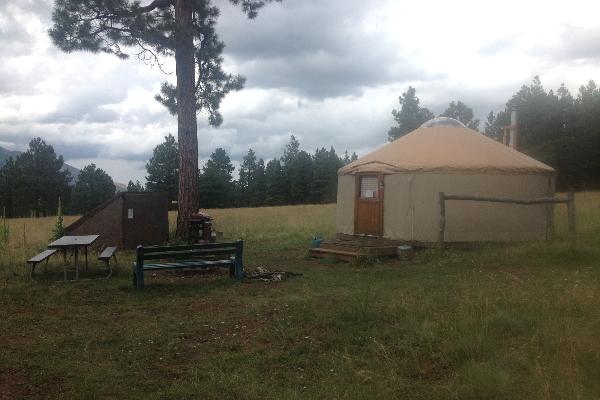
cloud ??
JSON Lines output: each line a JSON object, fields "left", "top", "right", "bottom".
{"left": 66, "top": 157, "right": 147, "bottom": 185}
{"left": 478, "top": 36, "right": 518, "bottom": 56}
{"left": 0, "top": 2, "right": 50, "bottom": 57}
{"left": 1, "top": 0, "right": 600, "bottom": 184}
{"left": 544, "top": 25, "right": 600, "bottom": 64}
{"left": 204, "top": 85, "right": 397, "bottom": 162}
{"left": 218, "top": 0, "right": 423, "bottom": 98}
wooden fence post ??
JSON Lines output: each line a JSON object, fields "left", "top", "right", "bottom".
{"left": 438, "top": 192, "right": 446, "bottom": 248}
{"left": 567, "top": 192, "right": 576, "bottom": 245}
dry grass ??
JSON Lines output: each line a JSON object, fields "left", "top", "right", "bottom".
{"left": 0, "top": 194, "right": 599, "bottom": 399}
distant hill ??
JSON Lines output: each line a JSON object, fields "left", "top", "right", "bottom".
{"left": 0, "top": 146, "right": 127, "bottom": 192}
{"left": 0, "top": 147, "right": 21, "bottom": 165}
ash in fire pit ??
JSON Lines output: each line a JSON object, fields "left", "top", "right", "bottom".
{"left": 246, "top": 267, "right": 302, "bottom": 282}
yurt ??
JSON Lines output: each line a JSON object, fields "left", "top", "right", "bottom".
{"left": 336, "top": 118, "right": 555, "bottom": 243}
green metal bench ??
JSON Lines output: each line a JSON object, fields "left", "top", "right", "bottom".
{"left": 133, "top": 241, "right": 243, "bottom": 289}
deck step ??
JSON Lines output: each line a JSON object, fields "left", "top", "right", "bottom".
{"left": 320, "top": 240, "right": 399, "bottom": 256}
{"left": 308, "top": 247, "right": 364, "bottom": 262}
{"left": 320, "top": 243, "right": 397, "bottom": 256}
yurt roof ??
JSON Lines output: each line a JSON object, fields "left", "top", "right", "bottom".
{"left": 339, "top": 120, "right": 555, "bottom": 176}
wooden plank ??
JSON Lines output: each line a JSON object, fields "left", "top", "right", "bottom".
{"left": 142, "top": 259, "right": 233, "bottom": 271}
{"left": 309, "top": 248, "right": 360, "bottom": 262}
{"left": 27, "top": 249, "right": 57, "bottom": 263}
{"left": 309, "top": 248, "right": 361, "bottom": 257}
{"left": 443, "top": 194, "right": 569, "bottom": 205}
{"left": 378, "top": 174, "right": 384, "bottom": 237}
{"left": 142, "top": 242, "right": 238, "bottom": 253}
{"left": 320, "top": 242, "right": 398, "bottom": 256}
{"left": 98, "top": 246, "right": 117, "bottom": 260}
{"left": 234, "top": 240, "right": 244, "bottom": 279}
{"left": 438, "top": 192, "right": 446, "bottom": 248}
{"left": 141, "top": 247, "right": 237, "bottom": 260}
{"left": 353, "top": 174, "right": 359, "bottom": 234}
{"left": 334, "top": 233, "right": 405, "bottom": 246}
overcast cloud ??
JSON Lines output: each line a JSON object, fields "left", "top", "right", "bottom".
{"left": 0, "top": 0, "right": 599, "bottom": 183}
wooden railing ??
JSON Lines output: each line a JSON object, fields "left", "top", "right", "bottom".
{"left": 438, "top": 192, "right": 575, "bottom": 247}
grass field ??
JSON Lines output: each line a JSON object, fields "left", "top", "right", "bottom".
{"left": 1, "top": 193, "right": 600, "bottom": 399}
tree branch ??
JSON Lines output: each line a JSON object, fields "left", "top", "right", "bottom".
{"left": 138, "top": 0, "right": 175, "bottom": 13}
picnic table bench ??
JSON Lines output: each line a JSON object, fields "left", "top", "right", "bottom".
{"left": 98, "top": 246, "right": 118, "bottom": 278}
{"left": 27, "top": 249, "right": 58, "bottom": 278}
{"left": 133, "top": 240, "right": 244, "bottom": 289}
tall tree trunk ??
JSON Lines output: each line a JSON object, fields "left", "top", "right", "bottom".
{"left": 175, "top": 0, "right": 199, "bottom": 239}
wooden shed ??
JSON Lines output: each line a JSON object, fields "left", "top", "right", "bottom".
{"left": 65, "top": 192, "right": 169, "bottom": 249}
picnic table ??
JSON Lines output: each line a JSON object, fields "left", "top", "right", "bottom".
{"left": 48, "top": 235, "right": 100, "bottom": 280}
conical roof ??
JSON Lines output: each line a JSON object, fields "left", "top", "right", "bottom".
{"left": 339, "top": 124, "right": 554, "bottom": 176}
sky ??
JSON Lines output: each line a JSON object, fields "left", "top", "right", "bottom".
{"left": 1, "top": 0, "right": 599, "bottom": 183}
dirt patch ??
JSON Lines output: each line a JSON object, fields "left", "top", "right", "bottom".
{"left": 0, "top": 369, "right": 32, "bottom": 400}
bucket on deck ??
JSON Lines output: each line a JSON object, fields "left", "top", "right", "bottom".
{"left": 397, "top": 245, "right": 414, "bottom": 260}
{"left": 312, "top": 236, "right": 323, "bottom": 248}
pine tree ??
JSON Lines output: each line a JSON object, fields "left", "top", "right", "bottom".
{"left": 388, "top": 87, "right": 434, "bottom": 140}
{"left": 254, "top": 158, "right": 266, "bottom": 206}
{"left": 310, "top": 147, "right": 329, "bottom": 203}
{"left": 0, "top": 207, "right": 9, "bottom": 248}
{"left": 288, "top": 151, "right": 313, "bottom": 204}
{"left": 0, "top": 158, "right": 17, "bottom": 218}
{"left": 310, "top": 147, "right": 342, "bottom": 203}
{"left": 70, "top": 164, "right": 116, "bottom": 214}
{"left": 492, "top": 76, "right": 600, "bottom": 189}
{"left": 264, "top": 158, "right": 285, "bottom": 205}
{"left": 440, "top": 101, "right": 480, "bottom": 130}
{"left": 282, "top": 135, "right": 300, "bottom": 165}
{"left": 127, "top": 180, "right": 146, "bottom": 192}
{"left": 0, "top": 138, "right": 71, "bottom": 217}
{"left": 49, "top": 0, "right": 280, "bottom": 237}
{"left": 146, "top": 134, "right": 178, "bottom": 201}
{"left": 237, "top": 149, "right": 258, "bottom": 206}
{"left": 325, "top": 147, "right": 343, "bottom": 202}
{"left": 574, "top": 81, "right": 600, "bottom": 187}
{"left": 343, "top": 150, "right": 350, "bottom": 165}
{"left": 198, "top": 148, "right": 235, "bottom": 208}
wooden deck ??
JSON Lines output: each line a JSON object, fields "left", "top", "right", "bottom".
{"left": 308, "top": 234, "right": 407, "bottom": 262}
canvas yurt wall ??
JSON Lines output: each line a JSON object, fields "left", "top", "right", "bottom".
{"left": 336, "top": 119, "right": 555, "bottom": 243}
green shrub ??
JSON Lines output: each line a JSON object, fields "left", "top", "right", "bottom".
{"left": 51, "top": 197, "right": 65, "bottom": 241}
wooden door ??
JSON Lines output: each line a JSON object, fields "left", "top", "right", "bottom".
{"left": 354, "top": 175, "right": 383, "bottom": 236}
